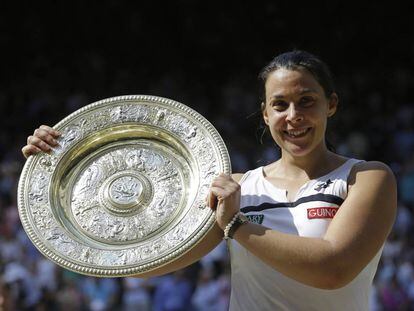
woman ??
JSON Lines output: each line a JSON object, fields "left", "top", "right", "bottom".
{"left": 22, "top": 51, "right": 397, "bottom": 310}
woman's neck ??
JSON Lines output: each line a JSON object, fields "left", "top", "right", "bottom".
{"left": 276, "top": 144, "right": 340, "bottom": 180}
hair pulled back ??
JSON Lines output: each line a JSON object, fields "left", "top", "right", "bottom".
{"left": 259, "top": 50, "right": 335, "bottom": 102}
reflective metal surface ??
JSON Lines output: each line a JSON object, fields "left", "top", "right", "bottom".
{"left": 18, "top": 95, "right": 231, "bottom": 277}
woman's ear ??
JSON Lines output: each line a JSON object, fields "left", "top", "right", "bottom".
{"left": 261, "top": 102, "right": 269, "bottom": 125}
{"left": 327, "top": 93, "right": 338, "bottom": 117}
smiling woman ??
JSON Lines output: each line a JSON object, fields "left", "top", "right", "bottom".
{"left": 21, "top": 51, "right": 397, "bottom": 311}
{"left": 262, "top": 67, "right": 337, "bottom": 157}
{"left": 260, "top": 51, "right": 338, "bottom": 153}
{"left": 207, "top": 51, "right": 397, "bottom": 310}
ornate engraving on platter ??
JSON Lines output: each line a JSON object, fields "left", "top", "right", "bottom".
{"left": 18, "top": 95, "right": 230, "bottom": 277}
{"left": 70, "top": 145, "right": 185, "bottom": 244}
{"left": 29, "top": 172, "right": 49, "bottom": 203}
{"left": 60, "top": 125, "right": 82, "bottom": 148}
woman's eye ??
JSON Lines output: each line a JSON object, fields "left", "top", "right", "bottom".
{"left": 272, "top": 101, "right": 288, "bottom": 111}
{"left": 300, "top": 97, "right": 314, "bottom": 106}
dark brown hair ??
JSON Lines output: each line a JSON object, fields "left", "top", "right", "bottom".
{"left": 259, "top": 50, "right": 336, "bottom": 102}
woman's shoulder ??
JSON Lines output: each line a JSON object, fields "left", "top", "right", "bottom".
{"left": 231, "top": 166, "right": 265, "bottom": 183}
{"left": 348, "top": 160, "right": 396, "bottom": 190}
{"left": 353, "top": 160, "right": 391, "bottom": 169}
{"left": 350, "top": 160, "right": 394, "bottom": 175}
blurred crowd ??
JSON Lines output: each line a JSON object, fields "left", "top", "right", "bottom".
{"left": 1, "top": 60, "right": 414, "bottom": 310}
{"left": 1, "top": 3, "right": 414, "bottom": 308}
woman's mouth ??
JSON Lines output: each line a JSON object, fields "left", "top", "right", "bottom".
{"left": 283, "top": 127, "right": 312, "bottom": 139}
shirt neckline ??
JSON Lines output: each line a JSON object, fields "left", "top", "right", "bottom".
{"left": 260, "top": 159, "right": 353, "bottom": 202}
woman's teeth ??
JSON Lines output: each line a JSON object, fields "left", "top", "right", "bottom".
{"left": 284, "top": 128, "right": 310, "bottom": 138}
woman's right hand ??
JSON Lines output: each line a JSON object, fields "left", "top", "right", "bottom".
{"left": 22, "top": 125, "right": 61, "bottom": 158}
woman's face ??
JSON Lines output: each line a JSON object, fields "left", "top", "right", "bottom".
{"left": 262, "top": 68, "right": 338, "bottom": 157}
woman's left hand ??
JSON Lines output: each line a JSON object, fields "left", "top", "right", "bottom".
{"left": 208, "top": 173, "right": 241, "bottom": 230}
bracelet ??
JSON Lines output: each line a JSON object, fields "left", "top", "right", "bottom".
{"left": 223, "top": 212, "right": 241, "bottom": 240}
{"left": 223, "top": 212, "right": 248, "bottom": 240}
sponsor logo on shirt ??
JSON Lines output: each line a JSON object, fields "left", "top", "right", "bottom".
{"left": 314, "top": 179, "right": 333, "bottom": 191}
{"left": 246, "top": 214, "right": 264, "bottom": 224}
{"left": 307, "top": 207, "right": 338, "bottom": 219}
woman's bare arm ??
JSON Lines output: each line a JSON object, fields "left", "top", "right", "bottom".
{"left": 215, "top": 162, "right": 397, "bottom": 289}
{"left": 134, "top": 223, "right": 223, "bottom": 278}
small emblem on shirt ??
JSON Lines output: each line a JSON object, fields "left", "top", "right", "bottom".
{"left": 307, "top": 207, "right": 338, "bottom": 219}
{"left": 246, "top": 214, "right": 264, "bottom": 224}
{"left": 314, "top": 179, "right": 333, "bottom": 191}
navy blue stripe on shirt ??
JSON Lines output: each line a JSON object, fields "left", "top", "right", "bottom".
{"left": 240, "top": 193, "right": 344, "bottom": 213}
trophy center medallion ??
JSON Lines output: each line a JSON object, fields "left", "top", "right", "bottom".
{"left": 100, "top": 170, "right": 153, "bottom": 215}
{"left": 109, "top": 176, "right": 143, "bottom": 207}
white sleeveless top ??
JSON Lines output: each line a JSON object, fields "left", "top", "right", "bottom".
{"left": 228, "top": 159, "right": 382, "bottom": 311}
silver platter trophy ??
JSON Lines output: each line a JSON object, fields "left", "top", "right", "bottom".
{"left": 18, "top": 95, "right": 230, "bottom": 277}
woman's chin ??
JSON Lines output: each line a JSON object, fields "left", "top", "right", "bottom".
{"left": 284, "top": 143, "right": 313, "bottom": 157}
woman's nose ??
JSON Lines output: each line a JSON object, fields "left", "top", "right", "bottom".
{"left": 286, "top": 104, "right": 303, "bottom": 123}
